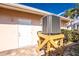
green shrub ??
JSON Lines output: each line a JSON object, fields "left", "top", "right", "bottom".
{"left": 61, "top": 29, "right": 79, "bottom": 42}
{"left": 72, "top": 30, "right": 79, "bottom": 42}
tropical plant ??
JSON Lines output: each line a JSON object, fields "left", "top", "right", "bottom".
{"left": 64, "top": 8, "right": 79, "bottom": 19}
{"left": 61, "top": 29, "right": 79, "bottom": 43}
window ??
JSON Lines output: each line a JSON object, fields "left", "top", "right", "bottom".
{"left": 18, "top": 19, "right": 31, "bottom": 25}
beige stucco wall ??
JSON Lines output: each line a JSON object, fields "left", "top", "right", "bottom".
{"left": 0, "top": 14, "right": 18, "bottom": 51}
{"left": 60, "top": 20, "right": 69, "bottom": 29}
{"left": 0, "top": 7, "right": 69, "bottom": 51}
{"left": 0, "top": 7, "right": 42, "bottom": 51}
{"left": 0, "top": 7, "right": 42, "bottom": 25}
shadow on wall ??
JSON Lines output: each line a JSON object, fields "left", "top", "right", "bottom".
{"left": 0, "top": 13, "right": 42, "bottom": 26}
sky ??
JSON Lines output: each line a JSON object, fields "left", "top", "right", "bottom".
{"left": 20, "top": 3, "right": 76, "bottom": 15}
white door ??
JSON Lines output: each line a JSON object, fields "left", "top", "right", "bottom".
{"left": 18, "top": 19, "right": 32, "bottom": 48}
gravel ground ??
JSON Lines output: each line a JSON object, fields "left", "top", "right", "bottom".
{"left": 0, "top": 41, "right": 79, "bottom": 56}
{"left": 63, "top": 41, "right": 79, "bottom": 56}
{"left": 0, "top": 45, "right": 40, "bottom": 56}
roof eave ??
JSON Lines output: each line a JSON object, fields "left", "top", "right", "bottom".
{"left": 0, "top": 3, "right": 72, "bottom": 21}
{"left": 0, "top": 3, "right": 53, "bottom": 16}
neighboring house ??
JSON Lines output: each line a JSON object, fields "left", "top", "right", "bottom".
{"left": 67, "top": 16, "right": 79, "bottom": 30}
{"left": 72, "top": 16, "right": 79, "bottom": 30}
{"left": 0, "top": 3, "right": 70, "bottom": 51}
